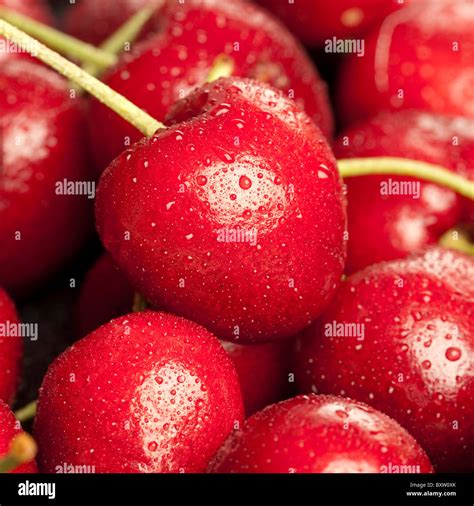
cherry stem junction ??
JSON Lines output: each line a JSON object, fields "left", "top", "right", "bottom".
{"left": 0, "top": 433, "right": 37, "bottom": 473}
{"left": 14, "top": 400, "right": 37, "bottom": 423}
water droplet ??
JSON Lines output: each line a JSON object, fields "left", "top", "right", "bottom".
{"left": 196, "top": 175, "right": 207, "bottom": 186}
{"left": 239, "top": 175, "right": 252, "bottom": 190}
{"left": 177, "top": 375, "right": 185, "bottom": 383}
{"left": 421, "top": 360, "right": 431, "bottom": 370}
{"left": 230, "top": 194, "right": 237, "bottom": 200}
{"left": 148, "top": 441, "right": 158, "bottom": 452}
{"left": 445, "top": 347, "right": 461, "bottom": 361}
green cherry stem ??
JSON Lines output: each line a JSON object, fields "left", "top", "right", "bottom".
{"left": 338, "top": 157, "right": 474, "bottom": 201}
{"left": 206, "top": 54, "right": 235, "bottom": 83}
{"left": 439, "top": 227, "right": 474, "bottom": 255}
{"left": 83, "top": 6, "right": 156, "bottom": 78}
{"left": 0, "top": 19, "right": 164, "bottom": 136}
{"left": 14, "top": 400, "right": 37, "bottom": 423}
{"left": 0, "top": 433, "right": 37, "bottom": 473}
{"left": 133, "top": 293, "right": 148, "bottom": 313}
{"left": 0, "top": 7, "right": 116, "bottom": 68}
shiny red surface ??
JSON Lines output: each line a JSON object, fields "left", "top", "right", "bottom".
{"left": 221, "top": 340, "right": 292, "bottom": 416}
{"left": 0, "top": 60, "right": 93, "bottom": 297}
{"left": 257, "top": 0, "right": 400, "bottom": 47}
{"left": 333, "top": 110, "right": 474, "bottom": 272}
{"left": 294, "top": 248, "right": 474, "bottom": 472}
{"left": 0, "top": 287, "right": 21, "bottom": 404}
{"left": 337, "top": 0, "right": 474, "bottom": 124}
{"left": 209, "top": 394, "right": 433, "bottom": 473}
{"left": 0, "top": 399, "right": 37, "bottom": 473}
{"left": 86, "top": 0, "right": 333, "bottom": 172}
{"left": 34, "top": 311, "right": 244, "bottom": 473}
{"left": 95, "top": 77, "right": 346, "bottom": 343}
{"left": 75, "top": 253, "right": 135, "bottom": 337}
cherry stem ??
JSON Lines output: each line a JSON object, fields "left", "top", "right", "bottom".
{"left": 440, "top": 227, "right": 474, "bottom": 256}
{"left": 14, "top": 401, "right": 37, "bottom": 423}
{"left": 83, "top": 6, "right": 156, "bottom": 78}
{"left": 0, "top": 20, "right": 164, "bottom": 137}
{"left": 207, "top": 54, "right": 235, "bottom": 83}
{"left": 0, "top": 433, "right": 37, "bottom": 473}
{"left": 0, "top": 7, "right": 116, "bottom": 68}
{"left": 338, "top": 157, "right": 474, "bottom": 200}
{"left": 133, "top": 293, "right": 148, "bottom": 312}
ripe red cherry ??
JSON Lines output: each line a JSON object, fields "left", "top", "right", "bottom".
{"left": 294, "top": 248, "right": 474, "bottom": 472}
{"left": 0, "top": 60, "right": 93, "bottom": 297}
{"left": 0, "top": 287, "right": 21, "bottom": 404}
{"left": 75, "top": 253, "right": 135, "bottom": 337}
{"left": 95, "top": 77, "right": 346, "bottom": 343}
{"left": 34, "top": 311, "right": 243, "bottom": 473}
{"left": 209, "top": 394, "right": 433, "bottom": 473}
{"left": 86, "top": 0, "right": 333, "bottom": 172}
{"left": 333, "top": 110, "right": 474, "bottom": 272}
{"left": 0, "top": 0, "right": 53, "bottom": 64}
{"left": 257, "top": 0, "right": 400, "bottom": 47}
{"left": 0, "top": 400, "right": 37, "bottom": 473}
{"left": 221, "top": 340, "right": 292, "bottom": 416}
{"left": 337, "top": 0, "right": 474, "bottom": 125}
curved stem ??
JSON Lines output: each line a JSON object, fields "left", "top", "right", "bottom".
{"left": 0, "top": 433, "right": 37, "bottom": 473}
{"left": 439, "top": 227, "right": 474, "bottom": 256}
{"left": 0, "top": 7, "right": 116, "bottom": 68}
{"left": 83, "top": 6, "right": 156, "bottom": 78}
{"left": 14, "top": 400, "right": 37, "bottom": 423}
{"left": 207, "top": 54, "right": 235, "bottom": 83}
{"left": 0, "top": 20, "right": 164, "bottom": 137}
{"left": 338, "top": 157, "right": 474, "bottom": 201}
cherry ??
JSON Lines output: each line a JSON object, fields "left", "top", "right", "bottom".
{"left": 0, "top": 0, "right": 53, "bottom": 59}
{"left": 75, "top": 253, "right": 135, "bottom": 338}
{"left": 96, "top": 77, "right": 346, "bottom": 343}
{"left": 294, "top": 248, "right": 474, "bottom": 472}
{"left": 76, "top": 254, "right": 292, "bottom": 415}
{"left": 0, "top": 59, "right": 93, "bottom": 297}
{"left": 209, "top": 394, "right": 433, "bottom": 473}
{"left": 34, "top": 311, "right": 243, "bottom": 473}
{"left": 337, "top": 0, "right": 474, "bottom": 125}
{"left": 86, "top": 0, "right": 334, "bottom": 171}
{"left": 257, "top": 0, "right": 401, "bottom": 47}
{"left": 333, "top": 110, "right": 474, "bottom": 272}
{"left": 0, "top": 286, "right": 21, "bottom": 404}
{"left": 0, "top": 400, "right": 37, "bottom": 473}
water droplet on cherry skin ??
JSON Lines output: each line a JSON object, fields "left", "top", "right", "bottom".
{"left": 239, "top": 175, "right": 252, "bottom": 190}
{"left": 445, "top": 347, "right": 462, "bottom": 361}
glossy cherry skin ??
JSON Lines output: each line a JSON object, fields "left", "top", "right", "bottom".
{"left": 337, "top": 0, "right": 474, "bottom": 125}
{"left": 34, "top": 311, "right": 244, "bottom": 473}
{"left": 0, "top": 400, "right": 37, "bottom": 473}
{"left": 75, "top": 253, "right": 135, "bottom": 337}
{"left": 0, "top": 0, "right": 53, "bottom": 64}
{"left": 333, "top": 110, "right": 474, "bottom": 273}
{"left": 294, "top": 248, "right": 474, "bottom": 472}
{"left": 87, "top": 0, "right": 333, "bottom": 172}
{"left": 221, "top": 340, "right": 292, "bottom": 416}
{"left": 257, "top": 0, "right": 400, "bottom": 47}
{"left": 0, "top": 60, "right": 93, "bottom": 297}
{"left": 0, "top": 287, "right": 21, "bottom": 404}
{"left": 209, "top": 394, "right": 433, "bottom": 473}
{"left": 95, "top": 77, "right": 346, "bottom": 343}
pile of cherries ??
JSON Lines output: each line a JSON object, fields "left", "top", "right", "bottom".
{"left": 0, "top": 0, "right": 473, "bottom": 475}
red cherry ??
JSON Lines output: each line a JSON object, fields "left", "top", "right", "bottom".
{"left": 0, "top": 287, "right": 21, "bottom": 404}
{"left": 76, "top": 254, "right": 291, "bottom": 414}
{"left": 0, "top": 400, "right": 37, "bottom": 473}
{"left": 209, "top": 394, "right": 433, "bottom": 473}
{"left": 95, "top": 77, "right": 346, "bottom": 343}
{"left": 294, "top": 248, "right": 474, "bottom": 472}
{"left": 75, "top": 253, "right": 135, "bottom": 337}
{"left": 337, "top": 0, "right": 474, "bottom": 125}
{"left": 0, "top": 60, "right": 93, "bottom": 297}
{"left": 34, "top": 311, "right": 244, "bottom": 473}
{"left": 86, "top": 0, "right": 333, "bottom": 172}
{"left": 221, "top": 340, "right": 292, "bottom": 416}
{"left": 334, "top": 110, "right": 474, "bottom": 272}
{"left": 257, "top": 0, "right": 401, "bottom": 47}
{"left": 0, "top": 0, "right": 53, "bottom": 64}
